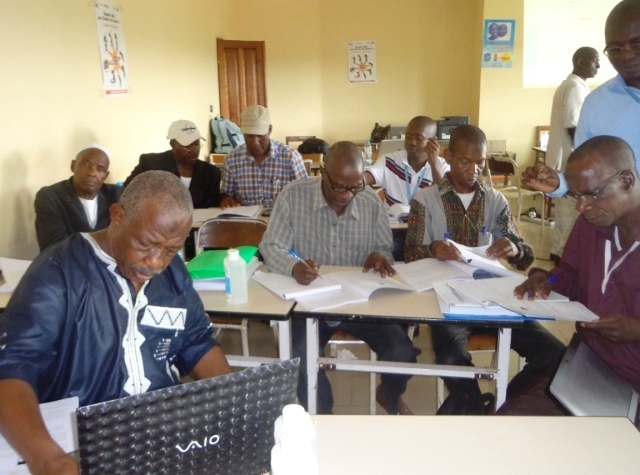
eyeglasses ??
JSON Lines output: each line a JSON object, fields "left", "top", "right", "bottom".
{"left": 566, "top": 170, "right": 627, "bottom": 203}
{"left": 321, "top": 167, "right": 366, "bottom": 194}
{"left": 603, "top": 43, "right": 640, "bottom": 59}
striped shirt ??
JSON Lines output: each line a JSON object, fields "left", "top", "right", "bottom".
{"left": 259, "top": 177, "right": 393, "bottom": 277}
{"left": 367, "top": 150, "right": 449, "bottom": 205}
{"left": 220, "top": 140, "right": 308, "bottom": 206}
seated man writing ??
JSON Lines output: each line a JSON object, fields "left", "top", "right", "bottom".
{"left": 220, "top": 105, "right": 308, "bottom": 208}
{"left": 259, "top": 141, "right": 416, "bottom": 415}
{"left": 505, "top": 136, "right": 640, "bottom": 414}
{"left": 365, "top": 115, "right": 448, "bottom": 261}
{"left": 404, "top": 124, "right": 564, "bottom": 414}
{"left": 124, "top": 119, "right": 221, "bottom": 209}
{"left": 0, "top": 171, "right": 231, "bottom": 475}
{"left": 34, "top": 142, "right": 121, "bottom": 252}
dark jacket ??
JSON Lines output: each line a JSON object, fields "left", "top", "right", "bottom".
{"left": 34, "top": 177, "right": 122, "bottom": 252}
{"left": 124, "top": 150, "right": 221, "bottom": 208}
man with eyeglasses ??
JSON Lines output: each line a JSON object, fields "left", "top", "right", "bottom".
{"left": 260, "top": 141, "right": 417, "bottom": 415}
{"left": 524, "top": 0, "right": 640, "bottom": 198}
{"left": 124, "top": 119, "right": 221, "bottom": 209}
{"left": 502, "top": 135, "right": 640, "bottom": 415}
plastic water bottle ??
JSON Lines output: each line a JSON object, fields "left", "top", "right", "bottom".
{"left": 223, "top": 248, "right": 248, "bottom": 303}
{"left": 364, "top": 139, "right": 373, "bottom": 167}
{"left": 271, "top": 404, "right": 318, "bottom": 475}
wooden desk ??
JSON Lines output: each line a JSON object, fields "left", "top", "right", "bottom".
{"left": 312, "top": 415, "right": 640, "bottom": 474}
{"left": 294, "top": 266, "right": 520, "bottom": 414}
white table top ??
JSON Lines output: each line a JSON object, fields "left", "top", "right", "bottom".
{"left": 312, "top": 415, "right": 640, "bottom": 474}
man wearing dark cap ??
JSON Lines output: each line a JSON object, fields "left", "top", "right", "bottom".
{"left": 34, "top": 142, "right": 122, "bottom": 252}
{"left": 220, "top": 105, "right": 307, "bottom": 208}
{"left": 124, "top": 119, "right": 221, "bottom": 209}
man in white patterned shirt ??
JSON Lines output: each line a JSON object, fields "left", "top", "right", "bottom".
{"left": 220, "top": 105, "right": 308, "bottom": 208}
{"left": 260, "top": 141, "right": 416, "bottom": 415}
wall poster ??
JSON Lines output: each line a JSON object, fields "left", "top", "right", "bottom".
{"left": 95, "top": 1, "right": 129, "bottom": 95}
{"left": 348, "top": 41, "right": 376, "bottom": 83}
{"left": 482, "top": 19, "right": 516, "bottom": 68}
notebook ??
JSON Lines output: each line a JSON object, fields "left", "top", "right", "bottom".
{"left": 76, "top": 359, "right": 300, "bottom": 475}
{"left": 550, "top": 336, "right": 639, "bottom": 424}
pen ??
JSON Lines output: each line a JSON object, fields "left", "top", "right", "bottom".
{"left": 443, "top": 234, "right": 468, "bottom": 265}
{"left": 528, "top": 274, "right": 558, "bottom": 298}
{"left": 444, "top": 232, "right": 451, "bottom": 241}
{"left": 481, "top": 225, "right": 487, "bottom": 236}
{"left": 289, "top": 249, "right": 322, "bottom": 277}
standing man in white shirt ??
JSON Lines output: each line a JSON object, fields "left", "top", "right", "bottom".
{"left": 547, "top": 47, "right": 600, "bottom": 265}
{"left": 365, "top": 116, "right": 449, "bottom": 260}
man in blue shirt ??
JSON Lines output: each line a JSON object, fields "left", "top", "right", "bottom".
{"left": 0, "top": 171, "right": 231, "bottom": 475}
{"left": 523, "top": 0, "right": 640, "bottom": 197}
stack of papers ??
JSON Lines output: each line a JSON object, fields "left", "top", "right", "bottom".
{"left": 0, "top": 257, "right": 31, "bottom": 292}
{"left": 437, "top": 276, "right": 599, "bottom": 322}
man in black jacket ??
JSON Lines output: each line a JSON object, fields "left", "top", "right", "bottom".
{"left": 34, "top": 142, "right": 122, "bottom": 252}
{"left": 124, "top": 119, "right": 221, "bottom": 209}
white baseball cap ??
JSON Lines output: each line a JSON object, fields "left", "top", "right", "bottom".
{"left": 240, "top": 105, "right": 271, "bottom": 135}
{"left": 167, "top": 120, "right": 205, "bottom": 146}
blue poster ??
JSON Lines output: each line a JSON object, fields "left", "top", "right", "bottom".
{"left": 482, "top": 19, "right": 515, "bottom": 68}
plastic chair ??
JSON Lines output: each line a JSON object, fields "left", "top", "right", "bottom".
{"left": 328, "top": 324, "right": 417, "bottom": 415}
{"left": 196, "top": 218, "right": 268, "bottom": 356}
{"left": 487, "top": 153, "right": 545, "bottom": 233}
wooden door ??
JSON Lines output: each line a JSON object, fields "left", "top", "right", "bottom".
{"left": 217, "top": 39, "right": 267, "bottom": 125}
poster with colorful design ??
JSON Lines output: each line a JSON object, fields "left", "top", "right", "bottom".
{"left": 481, "top": 19, "right": 516, "bottom": 68}
{"left": 95, "top": 1, "right": 128, "bottom": 95}
{"left": 348, "top": 41, "right": 376, "bottom": 83}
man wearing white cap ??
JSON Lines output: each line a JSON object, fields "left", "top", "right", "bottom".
{"left": 34, "top": 142, "right": 122, "bottom": 252}
{"left": 220, "top": 105, "right": 308, "bottom": 208}
{"left": 124, "top": 119, "right": 221, "bottom": 209}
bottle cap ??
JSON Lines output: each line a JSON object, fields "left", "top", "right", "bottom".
{"left": 227, "top": 248, "right": 240, "bottom": 260}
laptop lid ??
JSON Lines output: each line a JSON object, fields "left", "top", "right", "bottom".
{"left": 76, "top": 358, "right": 299, "bottom": 475}
{"left": 550, "top": 335, "right": 639, "bottom": 423}
{"left": 378, "top": 139, "right": 405, "bottom": 157}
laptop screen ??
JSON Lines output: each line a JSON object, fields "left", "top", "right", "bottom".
{"left": 76, "top": 359, "right": 299, "bottom": 475}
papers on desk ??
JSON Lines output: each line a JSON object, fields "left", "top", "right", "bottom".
{"left": 442, "top": 276, "right": 599, "bottom": 322}
{"left": 433, "top": 280, "right": 523, "bottom": 320}
{"left": 295, "top": 270, "right": 415, "bottom": 312}
{"left": 447, "top": 240, "right": 520, "bottom": 277}
{"left": 192, "top": 205, "right": 262, "bottom": 223}
{"left": 0, "top": 257, "right": 31, "bottom": 292}
{"left": 252, "top": 270, "right": 342, "bottom": 300}
{"left": 393, "top": 259, "right": 471, "bottom": 291}
{"left": 0, "top": 396, "right": 78, "bottom": 474}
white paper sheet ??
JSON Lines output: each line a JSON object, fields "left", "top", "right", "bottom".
{"left": 0, "top": 397, "right": 79, "bottom": 473}
{"left": 0, "top": 258, "right": 31, "bottom": 292}
{"left": 393, "top": 259, "right": 471, "bottom": 291}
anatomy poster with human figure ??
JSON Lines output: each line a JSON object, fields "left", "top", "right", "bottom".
{"left": 348, "top": 41, "right": 376, "bottom": 83}
{"left": 95, "top": 1, "right": 128, "bottom": 95}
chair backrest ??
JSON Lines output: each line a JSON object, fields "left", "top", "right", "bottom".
{"left": 197, "top": 218, "right": 267, "bottom": 250}
{"left": 375, "top": 187, "right": 386, "bottom": 203}
{"left": 487, "top": 153, "right": 518, "bottom": 188}
{"left": 285, "top": 135, "right": 315, "bottom": 146}
{"left": 302, "top": 159, "right": 312, "bottom": 175}
{"left": 536, "top": 126, "right": 550, "bottom": 149}
{"left": 209, "top": 153, "right": 226, "bottom": 165}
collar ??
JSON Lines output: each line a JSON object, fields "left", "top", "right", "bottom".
{"left": 400, "top": 150, "right": 429, "bottom": 173}
{"left": 598, "top": 223, "right": 640, "bottom": 248}
{"left": 437, "top": 173, "right": 486, "bottom": 198}
{"left": 310, "top": 177, "right": 361, "bottom": 220}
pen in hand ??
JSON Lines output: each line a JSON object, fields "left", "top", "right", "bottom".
{"left": 528, "top": 274, "right": 558, "bottom": 299}
{"left": 444, "top": 233, "right": 469, "bottom": 265}
{"left": 289, "top": 249, "right": 322, "bottom": 279}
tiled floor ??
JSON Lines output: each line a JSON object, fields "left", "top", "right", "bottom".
{"left": 216, "top": 214, "right": 576, "bottom": 416}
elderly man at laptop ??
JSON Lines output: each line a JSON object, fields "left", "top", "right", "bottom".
{"left": 0, "top": 171, "right": 231, "bottom": 475}
{"left": 364, "top": 116, "right": 448, "bottom": 260}
{"left": 220, "top": 105, "right": 308, "bottom": 208}
{"left": 504, "top": 136, "right": 640, "bottom": 414}
{"left": 124, "top": 119, "right": 221, "bottom": 209}
{"left": 260, "top": 141, "right": 417, "bottom": 415}
{"left": 34, "top": 142, "right": 122, "bottom": 252}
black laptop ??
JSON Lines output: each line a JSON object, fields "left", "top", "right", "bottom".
{"left": 76, "top": 359, "right": 299, "bottom": 475}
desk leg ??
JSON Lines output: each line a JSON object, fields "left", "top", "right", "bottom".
{"left": 495, "top": 328, "right": 512, "bottom": 410}
{"left": 306, "top": 317, "right": 319, "bottom": 415}
{"left": 277, "top": 320, "right": 292, "bottom": 360}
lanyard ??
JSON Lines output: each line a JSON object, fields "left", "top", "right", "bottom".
{"left": 624, "top": 87, "right": 640, "bottom": 105}
{"left": 602, "top": 227, "right": 640, "bottom": 294}
{"left": 403, "top": 164, "right": 428, "bottom": 202}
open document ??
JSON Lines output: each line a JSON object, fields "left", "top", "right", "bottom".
{"left": 446, "top": 276, "right": 599, "bottom": 322}
{"left": 252, "top": 270, "right": 342, "bottom": 300}
{"left": 295, "top": 269, "right": 414, "bottom": 312}
{"left": 0, "top": 257, "right": 31, "bottom": 292}
{"left": 447, "top": 240, "right": 520, "bottom": 277}
{"left": 0, "top": 397, "right": 78, "bottom": 474}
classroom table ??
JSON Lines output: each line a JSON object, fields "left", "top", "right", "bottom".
{"left": 312, "top": 415, "right": 640, "bottom": 474}
{"left": 294, "top": 266, "right": 521, "bottom": 414}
